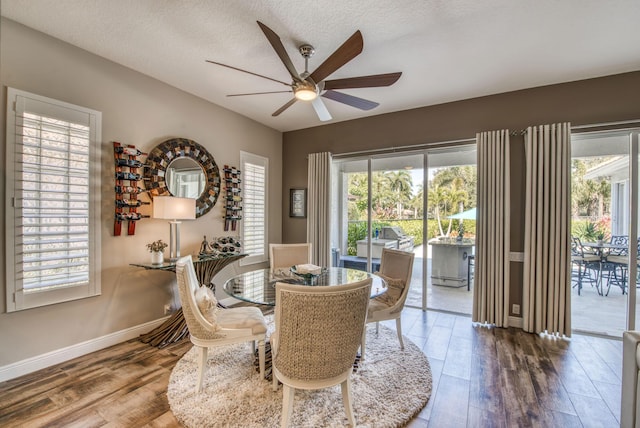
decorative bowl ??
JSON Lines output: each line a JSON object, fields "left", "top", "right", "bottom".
{"left": 290, "top": 265, "right": 327, "bottom": 284}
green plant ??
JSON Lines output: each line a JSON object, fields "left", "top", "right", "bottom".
{"left": 146, "top": 239, "right": 168, "bottom": 253}
{"left": 573, "top": 220, "right": 609, "bottom": 242}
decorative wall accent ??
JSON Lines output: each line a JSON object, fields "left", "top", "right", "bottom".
{"left": 223, "top": 165, "right": 242, "bottom": 231}
{"left": 113, "top": 141, "right": 149, "bottom": 236}
{"left": 144, "top": 138, "right": 221, "bottom": 218}
{"left": 199, "top": 236, "right": 242, "bottom": 257}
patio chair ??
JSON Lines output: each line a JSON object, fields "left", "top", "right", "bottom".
{"left": 175, "top": 255, "right": 267, "bottom": 393}
{"left": 606, "top": 235, "right": 630, "bottom": 294}
{"left": 571, "top": 236, "right": 600, "bottom": 295}
{"left": 361, "top": 247, "right": 414, "bottom": 360}
{"left": 271, "top": 279, "right": 372, "bottom": 427}
{"left": 269, "top": 243, "right": 313, "bottom": 272}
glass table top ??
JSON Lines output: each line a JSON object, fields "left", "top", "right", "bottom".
{"left": 223, "top": 267, "right": 386, "bottom": 306}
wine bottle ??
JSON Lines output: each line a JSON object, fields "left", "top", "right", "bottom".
{"left": 226, "top": 195, "right": 242, "bottom": 202}
{"left": 223, "top": 165, "right": 240, "bottom": 173}
{"left": 115, "top": 185, "right": 145, "bottom": 194}
{"left": 115, "top": 158, "right": 145, "bottom": 168}
{"left": 115, "top": 212, "right": 150, "bottom": 221}
{"left": 114, "top": 146, "right": 147, "bottom": 156}
{"left": 115, "top": 199, "right": 150, "bottom": 207}
{"left": 225, "top": 177, "right": 242, "bottom": 184}
{"left": 115, "top": 171, "right": 143, "bottom": 181}
{"left": 225, "top": 187, "right": 241, "bottom": 193}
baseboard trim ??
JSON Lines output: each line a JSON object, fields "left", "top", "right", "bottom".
{"left": 509, "top": 315, "right": 523, "bottom": 329}
{"left": 0, "top": 316, "right": 170, "bottom": 383}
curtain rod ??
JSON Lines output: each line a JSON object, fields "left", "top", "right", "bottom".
{"left": 510, "top": 119, "right": 640, "bottom": 136}
{"left": 332, "top": 137, "right": 476, "bottom": 159}
{"left": 332, "top": 119, "right": 640, "bottom": 159}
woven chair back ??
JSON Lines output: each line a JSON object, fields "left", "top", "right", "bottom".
{"left": 274, "top": 279, "right": 371, "bottom": 381}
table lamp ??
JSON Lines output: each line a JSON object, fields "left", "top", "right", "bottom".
{"left": 153, "top": 196, "right": 196, "bottom": 262}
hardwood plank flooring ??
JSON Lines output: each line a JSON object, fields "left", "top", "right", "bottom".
{"left": 0, "top": 308, "right": 622, "bottom": 427}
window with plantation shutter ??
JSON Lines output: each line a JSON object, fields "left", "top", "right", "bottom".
{"left": 240, "top": 151, "right": 268, "bottom": 265}
{"left": 6, "top": 88, "right": 101, "bottom": 312}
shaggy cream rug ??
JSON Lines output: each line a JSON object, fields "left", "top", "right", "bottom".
{"left": 167, "top": 323, "right": 432, "bottom": 427}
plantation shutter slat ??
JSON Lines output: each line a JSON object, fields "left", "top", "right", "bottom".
{"left": 241, "top": 153, "right": 268, "bottom": 264}
{"left": 12, "top": 108, "right": 91, "bottom": 292}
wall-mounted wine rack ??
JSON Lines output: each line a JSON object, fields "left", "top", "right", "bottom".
{"left": 223, "top": 165, "right": 242, "bottom": 231}
{"left": 113, "top": 141, "right": 149, "bottom": 236}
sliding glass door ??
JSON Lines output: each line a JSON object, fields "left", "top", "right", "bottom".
{"left": 331, "top": 144, "right": 477, "bottom": 314}
{"left": 570, "top": 129, "right": 640, "bottom": 336}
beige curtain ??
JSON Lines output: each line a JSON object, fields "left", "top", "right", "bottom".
{"left": 307, "top": 152, "right": 332, "bottom": 266}
{"left": 522, "top": 123, "right": 572, "bottom": 337}
{"left": 473, "top": 130, "right": 511, "bottom": 327}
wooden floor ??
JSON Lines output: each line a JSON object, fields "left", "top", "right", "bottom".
{"left": 0, "top": 307, "right": 622, "bottom": 427}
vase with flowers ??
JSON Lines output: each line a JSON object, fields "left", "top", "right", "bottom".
{"left": 147, "top": 239, "right": 168, "bottom": 265}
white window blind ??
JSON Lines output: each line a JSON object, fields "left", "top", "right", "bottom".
{"left": 6, "top": 88, "right": 101, "bottom": 311}
{"left": 240, "top": 152, "right": 268, "bottom": 265}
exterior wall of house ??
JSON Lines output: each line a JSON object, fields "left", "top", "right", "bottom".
{"left": 0, "top": 18, "right": 282, "bottom": 368}
{"left": 281, "top": 70, "right": 640, "bottom": 318}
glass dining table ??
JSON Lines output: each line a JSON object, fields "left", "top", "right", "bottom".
{"left": 223, "top": 267, "right": 387, "bottom": 306}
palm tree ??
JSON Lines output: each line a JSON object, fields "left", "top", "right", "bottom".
{"left": 384, "top": 170, "right": 413, "bottom": 219}
{"left": 428, "top": 185, "right": 448, "bottom": 236}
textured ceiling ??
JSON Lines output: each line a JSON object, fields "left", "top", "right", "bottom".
{"left": 2, "top": 0, "right": 640, "bottom": 132}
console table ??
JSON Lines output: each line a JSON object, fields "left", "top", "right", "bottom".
{"left": 131, "top": 253, "right": 246, "bottom": 348}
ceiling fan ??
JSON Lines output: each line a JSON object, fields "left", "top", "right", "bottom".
{"left": 206, "top": 21, "right": 402, "bottom": 122}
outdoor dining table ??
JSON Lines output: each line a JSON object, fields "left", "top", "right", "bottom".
{"left": 580, "top": 241, "right": 628, "bottom": 296}
{"left": 222, "top": 267, "right": 387, "bottom": 306}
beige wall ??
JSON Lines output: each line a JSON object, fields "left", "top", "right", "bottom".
{"left": 282, "top": 70, "right": 640, "bottom": 316}
{"left": 0, "top": 18, "right": 282, "bottom": 367}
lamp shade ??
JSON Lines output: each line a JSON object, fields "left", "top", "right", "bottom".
{"left": 153, "top": 196, "right": 196, "bottom": 220}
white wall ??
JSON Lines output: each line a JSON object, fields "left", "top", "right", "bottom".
{"left": 0, "top": 18, "right": 282, "bottom": 369}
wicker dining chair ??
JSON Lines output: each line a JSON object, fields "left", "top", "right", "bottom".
{"left": 271, "top": 279, "right": 372, "bottom": 428}
{"left": 269, "top": 243, "right": 313, "bottom": 271}
{"left": 175, "top": 256, "right": 267, "bottom": 393}
{"left": 361, "top": 247, "right": 415, "bottom": 360}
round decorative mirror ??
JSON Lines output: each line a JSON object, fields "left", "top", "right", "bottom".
{"left": 144, "top": 138, "right": 220, "bottom": 217}
{"left": 166, "top": 157, "right": 205, "bottom": 199}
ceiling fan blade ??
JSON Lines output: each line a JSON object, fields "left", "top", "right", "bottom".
{"left": 206, "top": 60, "right": 291, "bottom": 86}
{"left": 272, "top": 98, "right": 298, "bottom": 117}
{"left": 311, "top": 98, "right": 332, "bottom": 122}
{"left": 323, "top": 72, "right": 402, "bottom": 90}
{"left": 227, "top": 90, "right": 292, "bottom": 97}
{"left": 309, "top": 30, "right": 363, "bottom": 84}
{"left": 257, "top": 21, "right": 301, "bottom": 82}
{"left": 322, "top": 90, "right": 379, "bottom": 111}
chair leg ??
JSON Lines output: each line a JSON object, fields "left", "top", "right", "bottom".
{"left": 395, "top": 318, "right": 405, "bottom": 350}
{"left": 258, "top": 339, "right": 266, "bottom": 379}
{"left": 196, "top": 346, "right": 208, "bottom": 393}
{"left": 360, "top": 326, "right": 367, "bottom": 361}
{"left": 281, "top": 384, "right": 295, "bottom": 428}
{"left": 272, "top": 370, "right": 278, "bottom": 391}
{"left": 577, "top": 262, "right": 582, "bottom": 295}
{"left": 341, "top": 376, "right": 356, "bottom": 427}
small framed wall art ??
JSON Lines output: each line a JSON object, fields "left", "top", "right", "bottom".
{"left": 289, "top": 188, "right": 307, "bottom": 218}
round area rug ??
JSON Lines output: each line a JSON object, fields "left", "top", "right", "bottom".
{"left": 168, "top": 322, "right": 432, "bottom": 427}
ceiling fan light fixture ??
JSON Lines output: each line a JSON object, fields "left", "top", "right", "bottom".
{"left": 294, "top": 86, "right": 318, "bottom": 101}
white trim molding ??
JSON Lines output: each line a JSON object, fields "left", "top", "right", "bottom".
{"left": 509, "top": 316, "right": 524, "bottom": 329}
{"left": 0, "top": 316, "right": 169, "bottom": 382}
